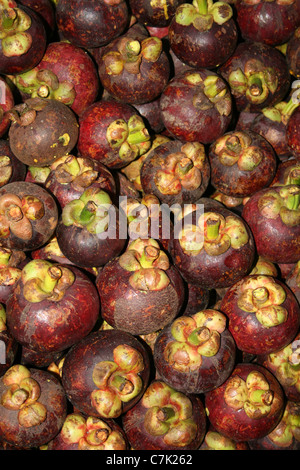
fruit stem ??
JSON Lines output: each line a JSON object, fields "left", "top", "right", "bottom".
{"left": 139, "top": 245, "right": 160, "bottom": 268}
{"left": 157, "top": 406, "right": 176, "bottom": 422}
{"left": 187, "top": 326, "right": 211, "bottom": 346}
{"left": 206, "top": 217, "right": 220, "bottom": 240}
{"left": 226, "top": 135, "right": 242, "bottom": 154}
{"left": 248, "top": 75, "right": 263, "bottom": 97}
{"left": 196, "top": 0, "right": 208, "bottom": 15}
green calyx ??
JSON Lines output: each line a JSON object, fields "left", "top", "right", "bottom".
{"left": 21, "top": 259, "right": 75, "bottom": 303}
{"left": 228, "top": 59, "right": 278, "bottom": 105}
{"left": 165, "top": 310, "right": 227, "bottom": 372}
{"left": 119, "top": 238, "right": 170, "bottom": 292}
{"left": 213, "top": 131, "right": 263, "bottom": 171}
{"left": 258, "top": 186, "right": 300, "bottom": 227}
{"left": 224, "top": 370, "right": 275, "bottom": 419}
{"left": 106, "top": 115, "right": 151, "bottom": 164}
{"left": 142, "top": 381, "right": 197, "bottom": 446}
{"left": 179, "top": 212, "right": 249, "bottom": 256}
{"left": 103, "top": 36, "right": 163, "bottom": 76}
{"left": 237, "top": 275, "right": 288, "bottom": 328}
{"left": 12, "top": 68, "right": 76, "bottom": 107}
{"left": 90, "top": 344, "right": 144, "bottom": 419}
{"left": 175, "top": 0, "right": 233, "bottom": 31}
{"left": 61, "top": 188, "right": 112, "bottom": 234}
{"left": 0, "top": 6, "right": 32, "bottom": 57}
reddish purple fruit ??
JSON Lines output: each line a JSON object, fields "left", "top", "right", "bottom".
{"left": 6, "top": 259, "right": 100, "bottom": 353}
{"left": 0, "top": 364, "right": 67, "bottom": 448}
{"left": 168, "top": 0, "right": 238, "bottom": 69}
{"left": 242, "top": 185, "right": 300, "bottom": 264}
{"left": 77, "top": 99, "right": 151, "bottom": 169}
{"left": 13, "top": 41, "right": 100, "bottom": 117}
{"left": 56, "top": 0, "right": 129, "bottom": 48}
{"left": 0, "top": 2, "right": 47, "bottom": 75}
{"left": 159, "top": 69, "right": 232, "bottom": 144}
{"left": 172, "top": 198, "right": 255, "bottom": 289}
{"left": 122, "top": 379, "right": 207, "bottom": 450}
{"left": 208, "top": 129, "right": 277, "bottom": 198}
{"left": 0, "top": 181, "right": 58, "bottom": 252}
{"left": 98, "top": 32, "right": 170, "bottom": 105}
{"left": 219, "top": 41, "right": 291, "bottom": 112}
{"left": 45, "top": 413, "right": 129, "bottom": 450}
{"left": 96, "top": 238, "right": 185, "bottom": 335}
{"left": 235, "top": 0, "right": 300, "bottom": 46}
{"left": 220, "top": 274, "right": 300, "bottom": 355}
{"left": 8, "top": 97, "right": 79, "bottom": 167}
{"left": 205, "top": 363, "right": 285, "bottom": 442}
{"left": 140, "top": 140, "right": 210, "bottom": 205}
{"left": 61, "top": 329, "right": 151, "bottom": 419}
{"left": 153, "top": 309, "right": 236, "bottom": 394}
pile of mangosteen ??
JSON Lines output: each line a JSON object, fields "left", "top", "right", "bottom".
{"left": 0, "top": 0, "right": 300, "bottom": 452}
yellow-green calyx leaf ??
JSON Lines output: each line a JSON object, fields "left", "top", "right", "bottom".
{"left": 1, "top": 364, "right": 47, "bottom": 427}
{"left": 0, "top": 7, "right": 33, "bottom": 57}
{"left": 237, "top": 275, "right": 288, "bottom": 327}
{"left": 175, "top": 0, "right": 232, "bottom": 31}
{"left": 21, "top": 259, "right": 75, "bottom": 303}
{"left": 224, "top": 370, "right": 274, "bottom": 419}
{"left": 258, "top": 186, "right": 300, "bottom": 226}
{"left": 90, "top": 345, "right": 144, "bottom": 419}
{"left": 164, "top": 309, "right": 226, "bottom": 372}
{"left": 106, "top": 115, "right": 151, "bottom": 164}
{"left": 179, "top": 211, "right": 249, "bottom": 256}
{"left": 142, "top": 380, "right": 197, "bottom": 446}
{"left": 119, "top": 238, "right": 170, "bottom": 291}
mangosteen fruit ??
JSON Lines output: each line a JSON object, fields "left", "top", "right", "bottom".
{"left": 168, "top": 0, "right": 238, "bottom": 69}
{"left": 122, "top": 379, "right": 207, "bottom": 450}
{"left": 56, "top": 187, "right": 126, "bottom": 268}
{"left": 235, "top": 0, "right": 300, "bottom": 46}
{"left": 98, "top": 33, "right": 171, "bottom": 105}
{"left": 159, "top": 68, "right": 233, "bottom": 144}
{"left": 95, "top": 238, "right": 185, "bottom": 335}
{"left": 56, "top": 0, "right": 129, "bottom": 49}
{"left": 0, "top": 181, "right": 58, "bottom": 252}
{"left": 0, "top": 139, "right": 27, "bottom": 189}
{"left": 7, "top": 97, "right": 79, "bottom": 167}
{"left": 248, "top": 401, "right": 300, "bottom": 450}
{"left": 242, "top": 184, "right": 300, "bottom": 264}
{"left": 45, "top": 413, "right": 129, "bottom": 450}
{"left": 140, "top": 140, "right": 210, "bottom": 206}
{"left": 77, "top": 99, "right": 151, "bottom": 169}
{"left": 256, "top": 332, "right": 300, "bottom": 403}
{"left": 205, "top": 363, "right": 285, "bottom": 442}
{"left": 153, "top": 309, "right": 236, "bottom": 394}
{"left": 220, "top": 274, "right": 300, "bottom": 356}
{"left": 45, "top": 154, "right": 117, "bottom": 209}
{"left": 0, "top": 364, "right": 67, "bottom": 448}
{"left": 6, "top": 259, "right": 100, "bottom": 353}
{"left": 61, "top": 329, "right": 150, "bottom": 419}
{"left": 0, "top": 1, "right": 47, "bottom": 75}
{"left": 171, "top": 198, "right": 256, "bottom": 289}
{"left": 208, "top": 129, "right": 277, "bottom": 198}
{"left": 218, "top": 41, "right": 291, "bottom": 112}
